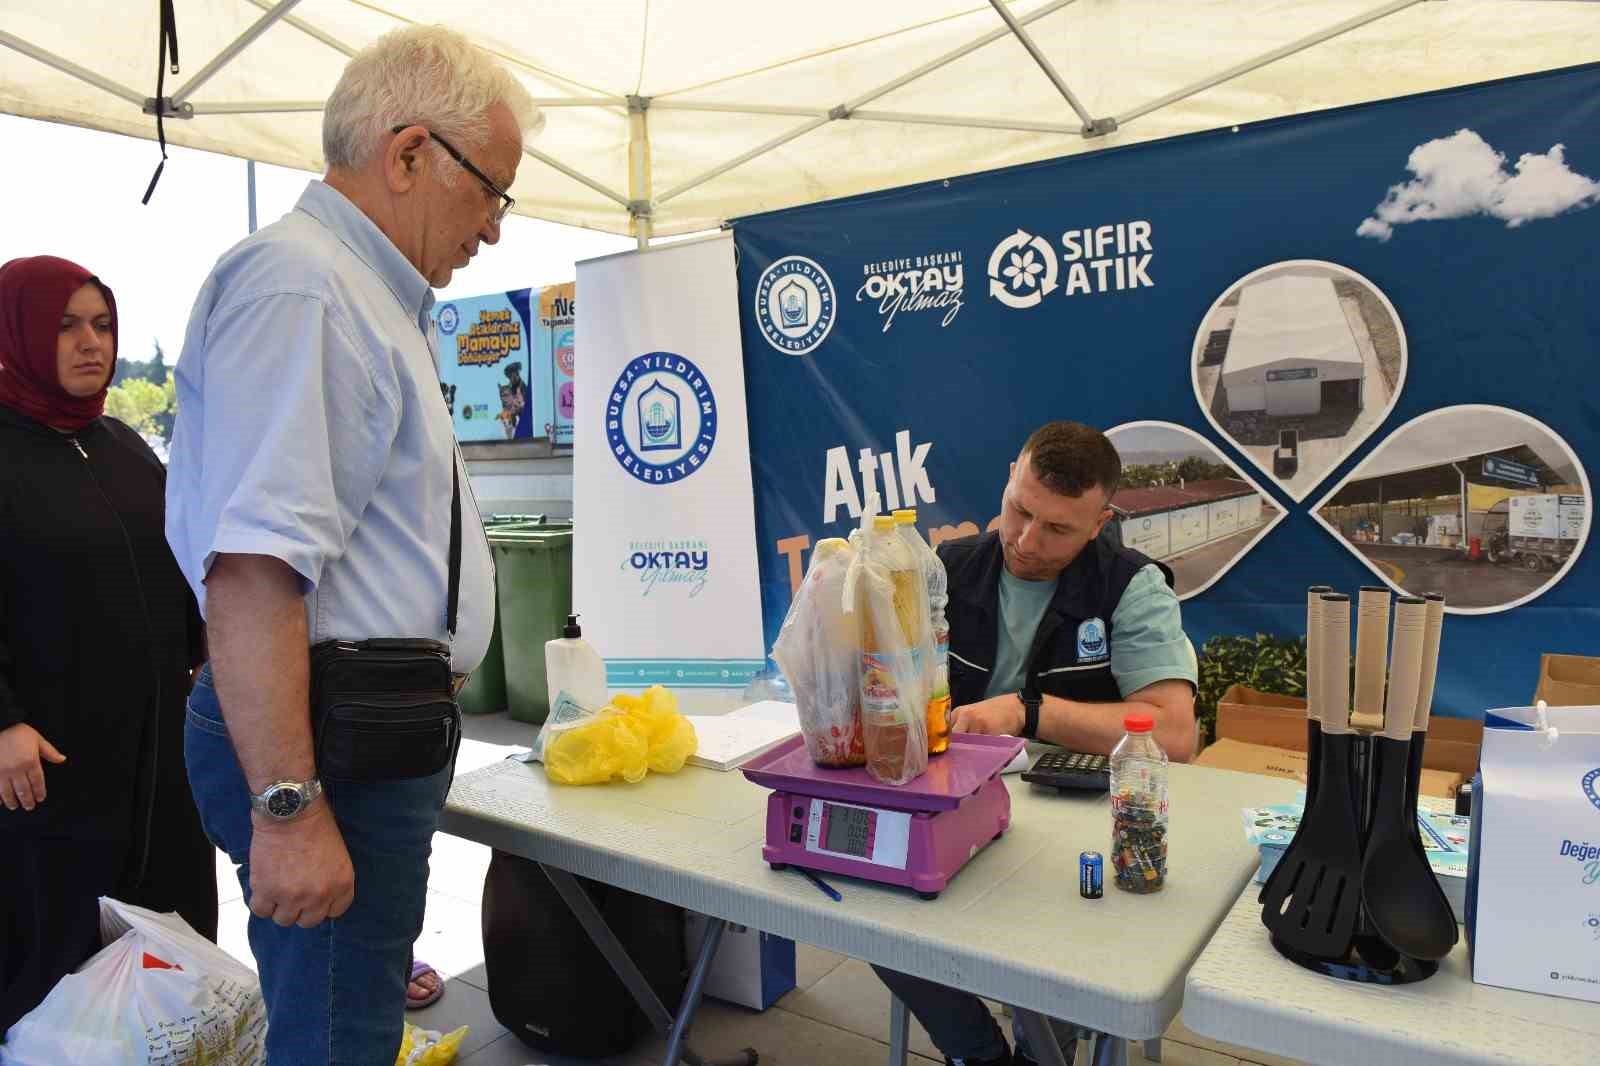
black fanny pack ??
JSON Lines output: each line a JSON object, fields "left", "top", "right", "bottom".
{"left": 309, "top": 638, "right": 460, "bottom": 781}
{"left": 308, "top": 458, "right": 465, "bottom": 783}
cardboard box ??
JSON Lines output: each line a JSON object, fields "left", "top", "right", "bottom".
{"left": 683, "top": 914, "right": 796, "bottom": 1010}
{"left": 1196, "top": 737, "right": 1464, "bottom": 798}
{"left": 1215, "top": 684, "right": 1482, "bottom": 776}
{"left": 1534, "top": 653, "right": 1600, "bottom": 707}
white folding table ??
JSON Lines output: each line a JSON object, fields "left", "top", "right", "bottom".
{"left": 441, "top": 756, "right": 1298, "bottom": 1066}
{"left": 1185, "top": 886, "right": 1600, "bottom": 1066}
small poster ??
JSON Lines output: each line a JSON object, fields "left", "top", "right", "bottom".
{"left": 541, "top": 282, "right": 575, "bottom": 446}
{"left": 434, "top": 290, "right": 540, "bottom": 442}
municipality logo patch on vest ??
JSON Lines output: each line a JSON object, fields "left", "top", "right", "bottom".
{"left": 1077, "top": 617, "right": 1108, "bottom": 661}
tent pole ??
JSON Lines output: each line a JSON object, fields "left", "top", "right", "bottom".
{"left": 523, "top": 146, "right": 632, "bottom": 208}
{"left": 244, "top": 0, "right": 354, "bottom": 57}
{"left": 189, "top": 101, "right": 323, "bottom": 115}
{"left": 655, "top": 0, "right": 1080, "bottom": 206}
{"left": 1115, "top": 0, "right": 1425, "bottom": 127}
{"left": 629, "top": 96, "right": 654, "bottom": 249}
{"left": 0, "top": 30, "right": 145, "bottom": 106}
{"left": 985, "top": 0, "right": 1095, "bottom": 128}
{"left": 247, "top": 160, "right": 258, "bottom": 235}
{"left": 654, "top": 99, "right": 1082, "bottom": 135}
{"left": 172, "top": 0, "right": 305, "bottom": 106}
{"left": 529, "top": 97, "right": 630, "bottom": 108}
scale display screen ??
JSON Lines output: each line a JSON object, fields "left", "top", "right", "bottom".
{"left": 822, "top": 803, "right": 873, "bottom": 856}
{"left": 804, "top": 798, "right": 910, "bottom": 869}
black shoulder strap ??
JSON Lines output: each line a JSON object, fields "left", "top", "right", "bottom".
{"left": 448, "top": 455, "right": 461, "bottom": 638}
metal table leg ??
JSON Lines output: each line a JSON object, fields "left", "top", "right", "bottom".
{"left": 1092, "top": 1032, "right": 1129, "bottom": 1066}
{"left": 887, "top": 993, "right": 910, "bottom": 1066}
{"left": 1014, "top": 1008, "right": 1073, "bottom": 1066}
{"left": 540, "top": 864, "right": 756, "bottom": 1066}
{"left": 1143, "top": 1037, "right": 1162, "bottom": 1063}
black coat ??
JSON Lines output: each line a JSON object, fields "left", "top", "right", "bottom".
{"left": 0, "top": 404, "right": 212, "bottom": 900}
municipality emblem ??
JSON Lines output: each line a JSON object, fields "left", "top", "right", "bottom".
{"left": 755, "top": 255, "right": 836, "bottom": 355}
{"left": 606, "top": 352, "right": 717, "bottom": 485}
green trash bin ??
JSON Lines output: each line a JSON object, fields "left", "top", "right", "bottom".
{"left": 457, "top": 515, "right": 560, "bottom": 716}
{"left": 487, "top": 520, "right": 574, "bottom": 724}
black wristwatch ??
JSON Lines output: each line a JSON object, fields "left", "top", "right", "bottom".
{"left": 1019, "top": 689, "right": 1042, "bottom": 740}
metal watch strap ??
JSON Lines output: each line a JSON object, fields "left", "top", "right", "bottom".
{"left": 249, "top": 777, "right": 323, "bottom": 820}
{"left": 1020, "top": 690, "right": 1042, "bottom": 739}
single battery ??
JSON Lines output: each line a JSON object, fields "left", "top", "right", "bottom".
{"left": 1079, "top": 850, "right": 1104, "bottom": 899}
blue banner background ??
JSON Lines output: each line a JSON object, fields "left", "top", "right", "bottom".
{"left": 732, "top": 63, "right": 1600, "bottom": 720}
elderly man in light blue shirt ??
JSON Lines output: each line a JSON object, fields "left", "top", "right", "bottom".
{"left": 166, "top": 26, "right": 539, "bottom": 1064}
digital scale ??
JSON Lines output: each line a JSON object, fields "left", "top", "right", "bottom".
{"left": 741, "top": 733, "right": 1026, "bottom": 899}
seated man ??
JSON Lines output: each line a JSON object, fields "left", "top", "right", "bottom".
{"left": 872, "top": 420, "right": 1197, "bottom": 1066}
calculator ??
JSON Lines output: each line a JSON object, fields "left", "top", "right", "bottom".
{"left": 1021, "top": 749, "right": 1111, "bottom": 792}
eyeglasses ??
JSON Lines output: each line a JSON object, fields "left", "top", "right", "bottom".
{"left": 392, "top": 124, "right": 515, "bottom": 223}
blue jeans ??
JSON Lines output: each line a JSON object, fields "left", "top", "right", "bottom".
{"left": 872, "top": 965, "right": 1099, "bottom": 1062}
{"left": 184, "top": 665, "right": 453, "bottom": 1066}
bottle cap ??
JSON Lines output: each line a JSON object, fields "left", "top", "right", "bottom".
{"left": 1123, "top": 713, "right": 1154, "bottom": 733}
{"left": 872, "top": 515, "right": 896, "bottom": 532}
{"left": 563, "top": 614, "right": 582, "bottom": 639}
{"left": 892, "top": 509, "right": 917, "bottom": 525}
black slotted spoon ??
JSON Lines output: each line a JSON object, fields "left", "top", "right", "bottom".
{"left": 1261, "top": 593, "right": 1364, "bottom": 958}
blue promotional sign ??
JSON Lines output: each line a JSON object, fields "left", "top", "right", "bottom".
{"left": 434, "top": 290, "right": 548, "bottom": 442}
{"left": 1483, "top": 456, "right": 1541, "bottom": 488}
{"left": 732, "top": 63, "right": 1600, "bottom": 720}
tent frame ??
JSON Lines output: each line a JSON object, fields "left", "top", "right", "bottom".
{"left": 1, "top": 0, "right": 1429, "bottom": 242}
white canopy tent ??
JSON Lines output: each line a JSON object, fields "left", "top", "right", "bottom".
{"left": 1222, "top": 275, "right": 1364, "bottom": 416}
{"left": 2, "top": 1, "right": 1597, "bottom": 241}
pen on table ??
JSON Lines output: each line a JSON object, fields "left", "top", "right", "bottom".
{"left": 798, "top": 867, "right": 842, "bottom": 902}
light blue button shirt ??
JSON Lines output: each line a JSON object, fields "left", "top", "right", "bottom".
{"left": 166, "top": 181, "right": 494, "bottom": 674}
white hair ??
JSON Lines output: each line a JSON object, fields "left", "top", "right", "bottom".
{"left": 322, "top": 25, "right": 542, "bottom": 182}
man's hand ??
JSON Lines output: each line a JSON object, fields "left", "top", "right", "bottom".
{"left": 248, "top": 800, "right": 356, "bottom": 928}
{"left": 950, "top": 694, "right": 1026, "bottom": 737}
{"left": 0, "top": 723, "right": 66, "bottom": 811}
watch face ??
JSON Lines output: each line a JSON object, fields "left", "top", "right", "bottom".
{"left": 265, "top": 786, "right": 303, "bottom": 819}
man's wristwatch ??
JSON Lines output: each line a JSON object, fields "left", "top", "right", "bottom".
{"left": 1018, "top": 690, "right": 1042, "bottom": 740}
{"left": 249, "top": 777, "right": 324, "bottom": 822}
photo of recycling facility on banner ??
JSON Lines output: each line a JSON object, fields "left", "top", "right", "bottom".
{"left": 2, "top": 5, "right": 1598, "bottom": 1066}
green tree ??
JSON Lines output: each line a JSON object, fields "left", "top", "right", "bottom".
{"left": 104, "top": 378, "right": 170, "bottom": 437}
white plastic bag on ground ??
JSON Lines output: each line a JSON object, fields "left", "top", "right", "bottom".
{"left": 0, "top": 897, "right": 266, "bottom": 1065}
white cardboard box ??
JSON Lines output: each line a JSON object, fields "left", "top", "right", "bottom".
{"left": 683, "top": 913, "right": 797, "bottom": 1010}
{"left": 1467, "top": 704, "right": 1600, "bottom": 1004}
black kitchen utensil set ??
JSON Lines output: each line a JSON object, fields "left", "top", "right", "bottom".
{"left": 1258, "top": 586, "right": 1459, "bottom": 984}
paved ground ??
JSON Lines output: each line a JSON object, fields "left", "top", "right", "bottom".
{"left": 1167, "top": 519, "right": 1279, "bottom": 597}
{"left": 1346, "top": 542, "right": 1556, "bottom": 609}
{"left": 1196, "top": 292, "right": 1398, "bottom": 501}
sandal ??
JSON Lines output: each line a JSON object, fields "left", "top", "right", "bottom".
{"left": 406, "top": 959, "right": 445, "bottom": 1010}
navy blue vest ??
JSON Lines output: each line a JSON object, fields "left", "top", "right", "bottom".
{"left": 939, "top": 530, "right": 1172, "bottom": 708}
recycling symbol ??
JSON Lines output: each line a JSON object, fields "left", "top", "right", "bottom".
{"left": 987, "top": 229, "right": 1059, "bottom": 310}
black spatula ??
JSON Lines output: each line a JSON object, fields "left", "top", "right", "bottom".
{"left": 1363, "top": 595, "right": 1458, "bottom": 961}
{"left": 1260, "top": 586, "right": 1331, "bottom": 906}
{"left": 1261, "top": 593, "right": 1363, "bottom": 958}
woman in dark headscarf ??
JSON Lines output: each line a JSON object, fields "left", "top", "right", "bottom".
{"left": 0, "top": 256, "right": 216, "bottom": 1035}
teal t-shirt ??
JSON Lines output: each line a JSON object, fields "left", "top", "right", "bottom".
{"left": 983, "top": 568, "right": 1057, "bottom": 699}
{"left": 983, "top": 564, "right": 1197, "bottom": 700}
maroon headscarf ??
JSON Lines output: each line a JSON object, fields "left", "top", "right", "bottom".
{"left": 0, "top": 255, "right": 119, "bottom": 432}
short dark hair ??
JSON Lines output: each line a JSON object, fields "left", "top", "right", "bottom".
{"left": 1018, "top": 421, "right": 1121, "bottom": 501}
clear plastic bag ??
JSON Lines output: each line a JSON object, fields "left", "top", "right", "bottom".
{"left": 772, "top": 538, "right": 865, "bottom": 767}
{"left": 846, "top": 520, "right": 932, "bottom": 786}
{"left": 0, "top": 898, "right": 266, "bottom": 1066}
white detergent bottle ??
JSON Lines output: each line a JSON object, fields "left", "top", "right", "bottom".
{"left": 544, "top": 614, "right": 608, "bottom": 716}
